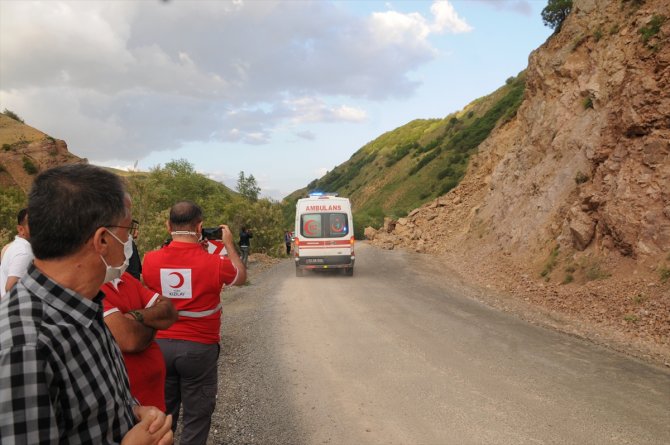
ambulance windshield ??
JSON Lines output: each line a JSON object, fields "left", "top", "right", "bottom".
{"left": 300, "top": 213, "right": 349, "bottom": 238}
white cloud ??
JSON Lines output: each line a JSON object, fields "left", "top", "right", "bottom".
{"left": 295, "top": 130, "right": 316, "bottom": 141}
{"left": 332, "top": 105, "right": 367, "bottom": 122}
{"left": 430, "top": 1, "right": 473, "bottom": 33}
{"left": 480, "top": 0, "right": 533, "bottom": 16}
{"left": 0, "top": 0, "right": 468, "bottom": 161}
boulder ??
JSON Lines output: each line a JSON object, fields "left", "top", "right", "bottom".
{"left": 569, "top": 207, "right": 596, "bottom": 250}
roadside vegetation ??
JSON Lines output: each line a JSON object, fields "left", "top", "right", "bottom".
{"left": 124, "top": 159, "right": 286, "bottom": 256}
{"left": 0, "top": 159, "right": 288, "bottom": 257}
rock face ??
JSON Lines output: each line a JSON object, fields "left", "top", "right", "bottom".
{"left": 375, "top": 0, "right": 669, "bottom": 262}
{"left": 0, "top": 114, "right": 85, "bottom": 192}
{"left": 371, "top": 0, "right": 670, "bottom": 359}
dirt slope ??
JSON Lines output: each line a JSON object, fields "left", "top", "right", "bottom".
{"left": 371, "top": 0, "right": 670, "bottom": 364}
{"left": 0, "top": 114, "right": 84, "bottom": 193}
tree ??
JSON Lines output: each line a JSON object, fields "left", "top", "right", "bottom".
{"left": 541, "top": 0, "right": 572, "bottom": 32}
{"left": 236, "top": 171, "right": 260, "bottom": 202}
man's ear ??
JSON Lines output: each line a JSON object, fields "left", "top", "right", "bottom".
{"left": 196, "top": 222, "right": 203, "bottom": 233}
{"left": 92, "top": 227, "right": 111, "bottom": 255}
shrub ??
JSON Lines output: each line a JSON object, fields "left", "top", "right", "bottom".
{"left": 2, "top": 108, "right": 24, "bottom": 123}
{"left": 623, "top": 314, "right": 639, "bottom": 324}
{"left": 582, "top": 96, "right": 593, "bottom": 109}
{"left": 660, "top": 266, "right": 670, "bottom": 283}
{"left": 22, "top": 157, "right": 38, "bottom": 175}
{"left": 639, "top": 15, "right": 666, "bottom": 44}
{"left": 575, "top": 171, "right": 589, "bottom": 184}
{"left": 585, "top": 262, "right": 610, "bottom": 281}
{"left": 438, "top": 178, "right": 459, "bottom": 196}
{"left": 2, "top": 144, "right": 11, "bottom": 152}
{"left": 594, "top": 28, "right": 603, "bottom": 41}
{"left": 540, "top": 245, "right": 560, "bottom": 277}
{"left": 562, "top": 274, "right": 574, "bottom": 284}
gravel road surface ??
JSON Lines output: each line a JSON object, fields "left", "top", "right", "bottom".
{"left": 204, "top": 243, "right": 670, "bottom": 445}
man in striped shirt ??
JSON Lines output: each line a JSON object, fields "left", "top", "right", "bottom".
{"left": 0, "top": 164, "right": 172, "bottom": 444}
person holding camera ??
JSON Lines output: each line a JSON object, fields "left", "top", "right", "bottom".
{"left": 238, "top": 226, "right": 252, "bottom": 267}
{"left": 142, "top": 201, "right": 246, "bottom": 445}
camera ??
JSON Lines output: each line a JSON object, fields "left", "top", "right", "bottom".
{"left": 202, "top": 227, "right": 223, "bottom": 240}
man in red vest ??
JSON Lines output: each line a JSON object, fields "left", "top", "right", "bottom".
{"left": 102, "top": 270, "right": 178, "bottom": 411}
{"left": 142, "top": 201, "right": 246, "bottom": 445}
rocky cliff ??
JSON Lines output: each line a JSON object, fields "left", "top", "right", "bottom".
{"left": 371, "top": 0, "right": 669, "bottom": 362}
{"left": 0, "top": 114, "right": 85, "bottom": 193}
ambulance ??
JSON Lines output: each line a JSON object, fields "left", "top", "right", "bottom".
{"left": 294, "top": 193, "right": 354, "bottom": 276}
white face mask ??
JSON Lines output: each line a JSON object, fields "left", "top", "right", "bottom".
{"left": 100, "top": 229, "right": 133, "bottom": 283}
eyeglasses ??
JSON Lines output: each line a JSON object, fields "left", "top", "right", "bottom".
{"left": 106, "top": 220, "right": 140, "bottom": 233}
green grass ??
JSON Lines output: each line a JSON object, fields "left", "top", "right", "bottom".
{"left": 541, "top": 245, "right": 560, "bottom": 278}
{"left": 623, "top": 314, "right": 639, "bottom": 324}
{"left": 22, "top": 156, "right": 38, "bottom": 175}
{"left": 639, "top": 15, "right": 666, "bottom": 45}
{"left": 585, "top": 262, "right": 610, "bottom": 281}
{"left": 289, "top": 72, "right": 527, "bottom": 226}
{"left": 660, "top": 266, "right": 670, "bottom": 283}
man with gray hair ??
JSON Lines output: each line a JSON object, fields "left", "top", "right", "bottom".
{"left": 0, "top": 164, "right": 173, "bottom": 444}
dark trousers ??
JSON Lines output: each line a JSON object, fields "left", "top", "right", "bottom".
{"left": 156, "top": 339, "right": 219, "bottom": 445}
{"left": 239, "top": 245, "right": 249, "bottom": 267}
{"left": 285, "top": 243, "right": 291, "bottom": 255}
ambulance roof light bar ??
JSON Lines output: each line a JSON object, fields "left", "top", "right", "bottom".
{"left": 307, "top": 191, "right": 338, "bottom": 198}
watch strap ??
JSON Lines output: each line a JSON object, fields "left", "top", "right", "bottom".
{"left": 128, "top": 310, "right": 144, "bottom": 324}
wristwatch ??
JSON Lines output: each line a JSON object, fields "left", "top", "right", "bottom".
{"left": 128, "top": 310, "right": 144, "bottom": 324}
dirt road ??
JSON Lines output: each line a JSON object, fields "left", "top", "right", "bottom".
{"left": 210, "top": 243, "right": 670, "bottom": 445}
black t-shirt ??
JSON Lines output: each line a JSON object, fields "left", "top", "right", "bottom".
{"left": 127, "top": 240, "right": 142, "bottom": 280}
{"left": 239, "top": 230, "right": 253, "bottom": 247}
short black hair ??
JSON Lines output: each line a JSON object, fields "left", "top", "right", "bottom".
{"left": 28, "top": 164, "right": 127, "bottom": 260}
{"left": 17, "top": 208, "right": 28, "bottom": 226}
{"left": 169, "top": 201, "right": 203, "bottom": 229}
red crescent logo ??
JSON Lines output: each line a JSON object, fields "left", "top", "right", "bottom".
{"left": 168, "top": 272, "right": 185, "bottom": 288}
{"left": 304, "top": 220, "right": 318, "bottom": 236}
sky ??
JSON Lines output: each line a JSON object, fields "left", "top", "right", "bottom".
{"left": 0, "top": 0, "right": 552, "bottom": 200}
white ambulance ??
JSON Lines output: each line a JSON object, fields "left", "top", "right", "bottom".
{"left": 294, "top": 193, "right": 355, "bottom": 276}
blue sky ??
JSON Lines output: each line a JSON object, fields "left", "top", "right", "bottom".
{"left": 0, "top": 0, "right": 552, "bottom": 200}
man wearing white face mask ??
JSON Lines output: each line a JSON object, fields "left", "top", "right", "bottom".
{"left": 102, "top": 206, "right": 178, "bottom": 411}
{"left": 0, "top": 164, "right": 173, "bottom": 445}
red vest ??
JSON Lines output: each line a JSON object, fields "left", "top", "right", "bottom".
{"left": 101, "top": 272, "right": 166, "bottom": 410}
{"left": 143, "top": 241, "right": 238, "bottom": 344}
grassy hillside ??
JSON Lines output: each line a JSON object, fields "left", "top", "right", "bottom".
{"left": 285, "top": 72, "right": 526, "bottom": 237}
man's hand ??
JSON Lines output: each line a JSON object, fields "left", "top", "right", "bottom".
{"left": 122, "top": 405, "right": 173, "bottom": 445}
{"left": 219, "top": 224, "right": 234, "bottom": 247}
{"left": 219, "top": 224, "right": 246, "bottom": 285}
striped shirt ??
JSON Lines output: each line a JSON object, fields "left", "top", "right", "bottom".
{"left": 0, "top": 264, "right": 136, "bottom": 444}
